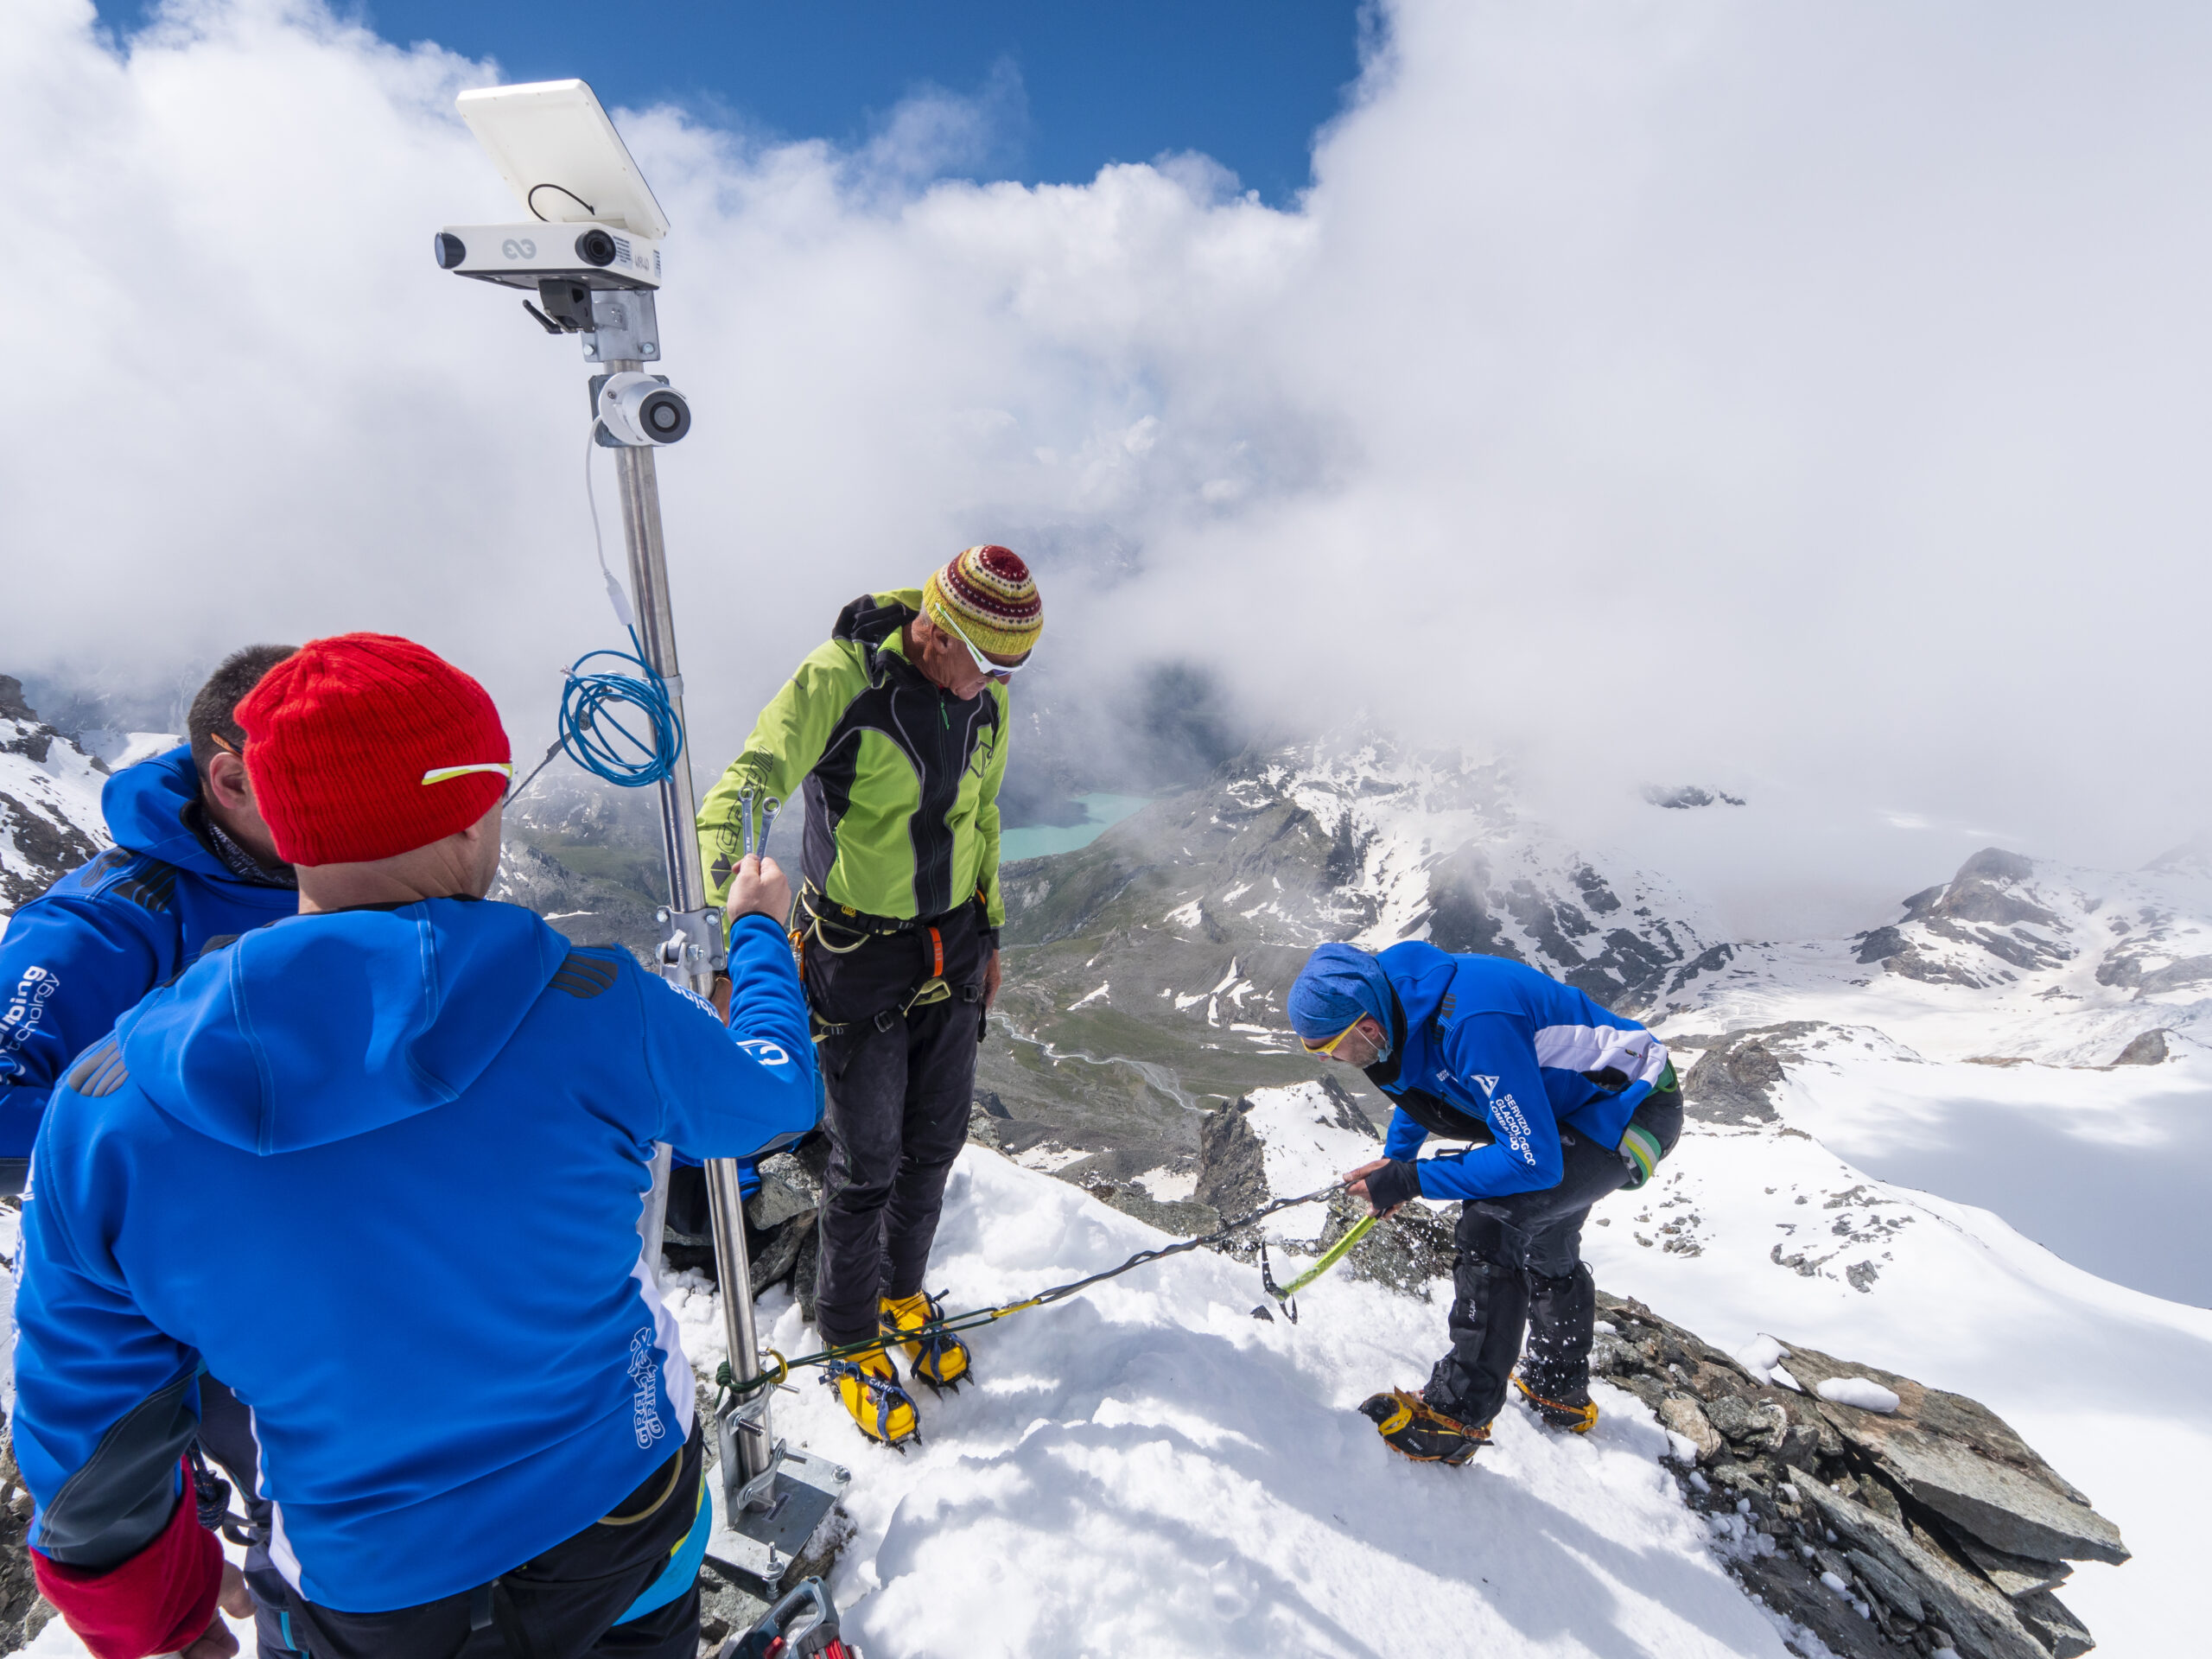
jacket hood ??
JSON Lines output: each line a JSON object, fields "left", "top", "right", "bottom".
{"left": 102, "top": 747, "right": 230, "bottom": 880}
{"left": 118, "top": 898, "right": 568, "bottom": 1154}
{"left": 831, "top": 591, "right": 919, "bottom": 654}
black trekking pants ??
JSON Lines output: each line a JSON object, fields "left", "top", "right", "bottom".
{"left": 813, "top": 994, "right": 982, "bottom": 1345}
{"left": 199, "top": 1376, "right": 303, "bottom": 1659}
{"left": 266, "top": 1427, "right": 703, "bottom": 1659}
{"left": 1425, "top": 1090, "right": 1683, "bottom": 1428}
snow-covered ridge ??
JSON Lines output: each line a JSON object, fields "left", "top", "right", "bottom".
{"left": 0, "top": 678, "right": 110, "bottom": 918}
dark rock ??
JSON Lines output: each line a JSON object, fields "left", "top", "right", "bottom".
{"left": 1316, "top": 1191, "right": 1455, "bottom": 1294}
{"left": 1798, "top": 1480, "right": 2047, "bottom": 1659}
{"left": 1314, "top": 1072, "right": 1380, "bottom": 1139}
{"left": 2110, "top": 1029, "right": 2169, "bottom": 1065}
{"left": 1658, "top": 1395, "right": 1722, "bottom": 1463}
{"left": 745, "top": 1153, "right": 821, "bottom": 1232}
{"left": 1588, "top": 1294, "right": 2124, "bottom": 1657}
{"left": 1675, "top": 1025, "right": 1827, "bottom": 1126}
{"left": 748, "top": 1213, "right": 810, "bottom": 1296}
{"left": 1194, "top": 1098, "right": 1269, "bottom": 1218}
{"left": 1778, "top": 1343, "right": 2129, "bottom": 1566}
{"left": 2139, "top": 957, "right": 2212, "bottom": 995}
{"left": 1845, "top": 1547, "right": 1926, "bottom": 1624}
{"left": 1955, "top": 1536, "right": 2071, "bottom": 1600}
{"left": 1705, "top": 1393, "right": 1787, "bottom": 1452}
{"left": 2014, "top": 1590, "right": 2094, "bottom": 1659}
{"left": 966, "top": 1104, "right": 1005, "bottom": 1152}
{"left": 1102, "top": 1189, "right": 1222, "bottom": 1236}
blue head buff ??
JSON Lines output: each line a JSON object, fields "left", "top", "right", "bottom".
{"left": 1287, "top": 943, "right": 1395, "bottom": 1061}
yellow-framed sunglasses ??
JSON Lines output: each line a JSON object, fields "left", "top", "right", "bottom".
{"left": 1301, "top": 1017, "right": 1369, "bottom": 1057}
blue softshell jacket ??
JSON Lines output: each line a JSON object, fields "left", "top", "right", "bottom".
{"left": 1371, "top": 943, "right": 1670, "bottom": 1201}
{"left": 0, "top": 747, "right": 297, "bottom": 1164}
{"left": 8, "top": 899, "right": 818, "bottom": 1614}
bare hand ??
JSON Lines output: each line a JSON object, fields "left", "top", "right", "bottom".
{"left": 724, "top": 855, "right": 791, "bottom": 927}
{"left": 180, "top": 1565, "right": 246, "bottom": 1657}
{"left": 982, "top": 949, "right": 1002, "bottom": 1013}
{"left": 217, "top": 1563, "right": 253, "bottom": 1621}
{"left": 1342, "top": 1158, "right": 1405, "bottom": 1220}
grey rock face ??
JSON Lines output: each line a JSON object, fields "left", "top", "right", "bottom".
{"left": 0, "top": 681, "right": 105, "bottom": 914}
{"left": 1672, "top": 1022, "right": 1828, "bottom": 1126}
{"left": 1592, "top": 1293, "right": 2123, "bottom": 1659}
{"left": 1777, "top": 1342, "right": 2128, "bottom": 1567}
{"left": 747, "top": 1153, "right": 823, "bottom": 1232}
{"left": 1194, "top": 1099, "right": 1270, "bottom": 1221}
{"left": 1854, "top": 848, "right": 2076, "bottom": 985}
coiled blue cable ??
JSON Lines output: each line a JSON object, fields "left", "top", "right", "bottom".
{"left": 504, "top": 432, "right": 690, "bottom": 807}
{"left": 558, "top": 628, "right": 683, "bottom": 787}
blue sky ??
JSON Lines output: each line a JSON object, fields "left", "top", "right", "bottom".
{"left": 97, "top": 1, "right": 1369, "bottom": 204}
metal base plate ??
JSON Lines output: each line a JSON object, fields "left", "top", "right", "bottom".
{"left": 715, "top": 1446, "right": 849, "bottom": 1598}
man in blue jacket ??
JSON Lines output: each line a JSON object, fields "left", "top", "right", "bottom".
{"left": 1288, "top": 941, "right": 1681, "bottom": 1465}
{"left": 1, "top": 644, "right": 299, "bottom": 1192}
{"left": 9, "top": 633, "right": 819, "bottom": 1659}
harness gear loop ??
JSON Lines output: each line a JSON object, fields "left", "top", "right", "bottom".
{"left": 595, "top": 1446, "right": 685, "bottom": 1526}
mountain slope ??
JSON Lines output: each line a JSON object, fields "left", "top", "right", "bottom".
{"left": 0, "top": 680, "right": 108, "bottom": 917}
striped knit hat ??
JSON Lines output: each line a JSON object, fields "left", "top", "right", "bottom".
{"left": 922, "top": 545, "right": 1043, "bottom": 659}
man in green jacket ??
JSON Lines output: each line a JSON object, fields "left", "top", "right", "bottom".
{"left": 699, "top": 545, "right": 1042, "bottom": 1446}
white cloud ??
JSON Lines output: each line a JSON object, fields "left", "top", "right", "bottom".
{"left": 3, "top": 0, "right": 2208, "bottom": 930}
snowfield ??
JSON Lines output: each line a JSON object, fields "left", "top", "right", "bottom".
{"left": 15, "top": 1105, "right": 2209, "bottom": 1657}
{"left": 704, "top": 1151, "right": 1807, "bottom": 1659}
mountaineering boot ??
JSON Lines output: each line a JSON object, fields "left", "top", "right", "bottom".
{"left": 880, "top": 1289, "right": 970, "bottom": 1392}
{"left": 823, "top": 1347, "right": 919, "bottom": 1449}
{"left": 1358, "top": 1389, "right": 1489, "bottom": 1465}
{"left": 1514, "top": 1374, "right": 1599, "bottom": 1434}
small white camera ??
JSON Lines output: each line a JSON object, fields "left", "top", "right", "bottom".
{"left": 597, "top": 372, "right": 692, "bottom": 446}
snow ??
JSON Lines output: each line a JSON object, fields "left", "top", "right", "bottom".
{"left": 698, "top": 1152, "right": 1804, "bottom": 1659}
{"left": 1067, "top": 982, "right": 1110, "bottom": 1011}
{"left": 1582, "top": 1121, "right": 2212, "bottom": 1658}
{"left": 79, "top": 729, "right": 180, "bottom": 771}
{"left": 1239, "top": 1084, "right": 1394, "bottom": 1243}
{"left": 1814, "top": 1376, "right": 1900, "bottom": 1414}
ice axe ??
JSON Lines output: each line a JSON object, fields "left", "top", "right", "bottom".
{"left": 1260, "top": 1211, "right": 1378, "bottom": 1323}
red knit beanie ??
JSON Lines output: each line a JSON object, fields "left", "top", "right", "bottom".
{"left": 236, "top": 633, "right": 512, "bottom": 866}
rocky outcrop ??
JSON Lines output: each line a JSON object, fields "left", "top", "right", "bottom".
{"left": 1594, "top": 1293, "right": 2122, "bottom": 1658}
{"left": 1854, "top": 850, "right": 2075, "bottom": 987}
{"left": 1669, "top": 1022, "right": 1833, "bottom": 1126}
{"left": 0, "top": 679, "right": 107, "bottom": 915}
{"left": 2108, "top": 1029, "right": 2168, "bottom": 1066}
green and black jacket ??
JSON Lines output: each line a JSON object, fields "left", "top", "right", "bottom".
{"left": 698, "top": 590, "right": 1009, "bottom": 930}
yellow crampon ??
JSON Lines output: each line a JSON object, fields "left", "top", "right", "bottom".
{"left": 881, "top": 1290, "right": 971, "bottom": 1392}
{"left": 1358, "top": 1389, "right": 1490, "bottom": 1465}
{"left": 1513, "top": 1375, "right": 1599, "bottom": 1434}
{"left": 825, "top": 1348, "right": 919, "bottom": 1449}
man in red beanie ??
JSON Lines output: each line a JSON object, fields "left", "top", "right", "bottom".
{"left": 10, "top": 633, "right": 818, "bottom": 1658}
{"left": 696, "top": 548, "right": 1040, "bottom": 1448}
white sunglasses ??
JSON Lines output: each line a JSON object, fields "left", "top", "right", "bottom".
{"left": 935, "top": 607, "right": 1033, "bottom": 682}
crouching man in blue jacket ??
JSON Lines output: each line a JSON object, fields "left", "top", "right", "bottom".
{"left": 9, "top": 633, "right": 819, "bottom": 1659}
{"left": 1288, "top": 942, "right": 1681, "bottom": 1465}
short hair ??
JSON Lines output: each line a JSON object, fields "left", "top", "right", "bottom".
{"left": 188, "top": 645, "right": 298, "bottom": 774}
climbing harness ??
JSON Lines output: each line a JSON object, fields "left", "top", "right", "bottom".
{"left": 716, "top": 1184, "right": 1367, "bottom": 1406}
{"left": 1259, "top": 1211, "right": 1378, "bottom": 1324}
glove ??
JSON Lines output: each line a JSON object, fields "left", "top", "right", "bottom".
{"left": 1362, "top": 1158, "right": 1421, "bottom": 1215}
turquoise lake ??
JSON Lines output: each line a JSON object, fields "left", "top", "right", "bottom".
{"left": 998, "top": 793, "right": 1152, "bottom": 862}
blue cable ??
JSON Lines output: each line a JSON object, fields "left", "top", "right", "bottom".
{"left": 558, "top": 627, "right": 683, "bottom": 788}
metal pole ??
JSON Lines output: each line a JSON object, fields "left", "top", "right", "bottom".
{"left": 602, "top": 358, "right": 774, "bottom": 1503}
